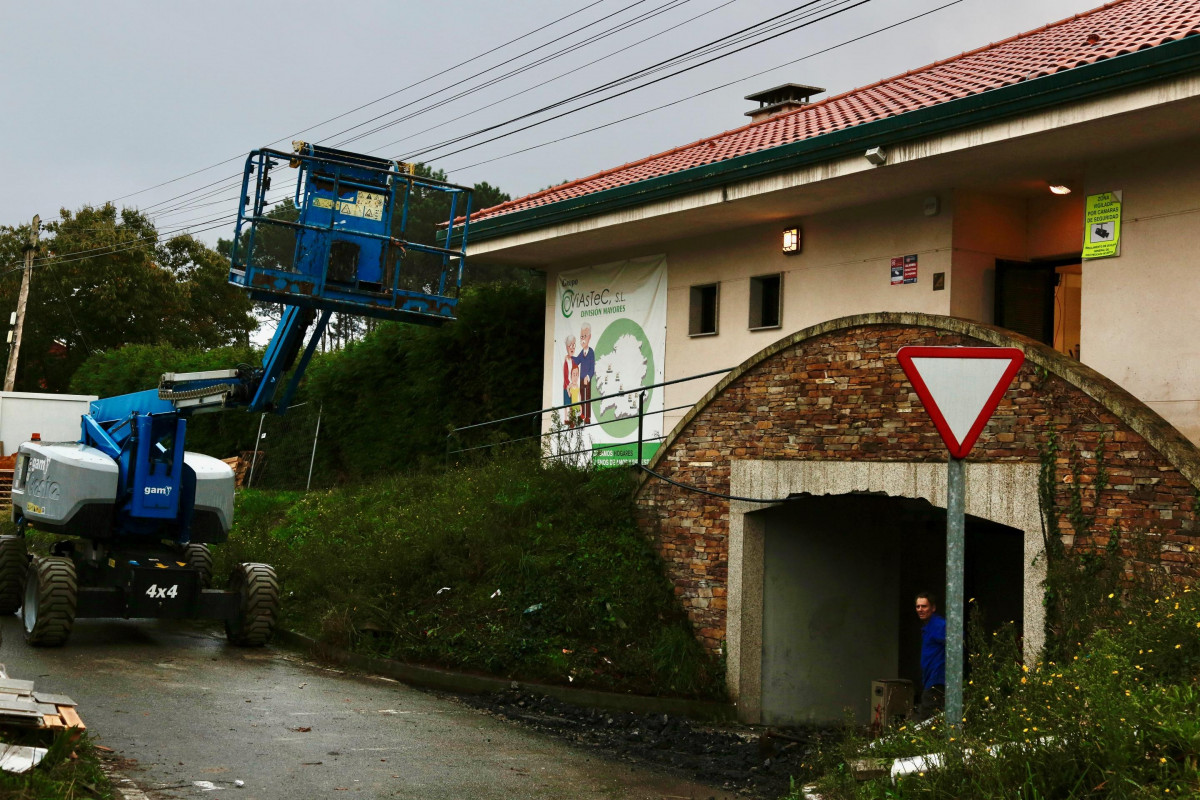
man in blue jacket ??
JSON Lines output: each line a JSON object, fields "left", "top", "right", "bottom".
{"left": 914, "top": 591, "right": 946, "bottom": 720}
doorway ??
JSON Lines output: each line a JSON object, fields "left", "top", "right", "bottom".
{"left": 756, "top": 493, "right": 1024, "bottom": 725}
{"left": 995, "top": 258, "right": 1082, "bottom": 359}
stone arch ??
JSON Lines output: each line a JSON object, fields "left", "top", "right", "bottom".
{"left": 633, "top": 312, "right": 1200, "bottom": 723}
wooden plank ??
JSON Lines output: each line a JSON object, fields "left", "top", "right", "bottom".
{"left": 58, "top": 706, "right": 84, "bottom": 730}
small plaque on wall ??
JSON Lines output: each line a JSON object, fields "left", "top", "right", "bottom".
{"left": 891, "top": 254, "right": 918, "bottom": 285}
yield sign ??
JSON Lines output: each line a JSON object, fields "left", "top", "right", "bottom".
{"left": 896, "top": 346, "right": 1025, "bottom": 459}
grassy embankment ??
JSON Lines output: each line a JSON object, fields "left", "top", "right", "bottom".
{"left": 218, "top": 456, "right": 724, "bottom": 699}
{"left": 787, "top": 586, "right": 1200, "bottom": 799}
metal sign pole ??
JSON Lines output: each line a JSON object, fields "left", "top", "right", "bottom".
{"left": 945, "top": 455, "right": 966, "bottom": 733}
{"left": 897, "top": 345, "right": 1025, "bottom": 738}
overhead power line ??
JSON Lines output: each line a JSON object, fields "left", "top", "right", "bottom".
{"left": 105, "top": 0, "right": 614, "bottom": 206}
{"left": 98, "top": 0, "right": 723, "bottom": 224}
{"left": 402, "top": 0, "right": 875, "bottom": 163}
{"left": 447, "top": 0, "right": 966, "bottom": 173}
{"left": 39, "top": 0, "right": 937, "bottom": 269}
{"left": 0, "top": 216, "right": 235, "bottom": 275}
{"left": 324, "top": 0, "right": 688, "bottom": 148}
{"left": 135, "top": 0, "right": 854, "bottom": 223}
{"left": 347, "top": 0, "right": 848, "bottom": 154}
{"left": 368, "top": 0, "right": 739, "bottom": 155}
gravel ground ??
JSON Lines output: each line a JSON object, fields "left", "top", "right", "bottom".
{"left": 459, "top": 689, "right": 842, "bottom": 799}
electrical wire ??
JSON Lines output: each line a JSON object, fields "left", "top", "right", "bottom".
{"left": 349, "top": 0, "right": 849, "bottom": 155}
{"left": 106, "top": 0, "right": 677, "bottom": 223}
{"left": 93, "top": 0, "right": 855, "bottom": 225}
{"left": 36, "top": 0, "right": 929, "bottom": 269}
{"left": 118, "top": 0, "right": 836, "bottom": 221}
{"left": 104, "top": 0, "right": 614, "bottom": 206}
{"left": 447, "top": 0, "right": 965, "bottom": 173}
{"left": 325, "top": 0, "right": 686, "bottom": 147}
{"left": 402, "top": 0, "right": 874, "bottom": 163}
{"left": 365, "top": 0, "right": 740, "bottom": 156}
{"left": 0, "top": 215, "right": 238, "bottom": 274}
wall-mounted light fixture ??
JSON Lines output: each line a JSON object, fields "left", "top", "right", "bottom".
{"left": 782, "top": 226, "right": 801, "bottom": 254}
{"left": 1048, "top": 184, "right": 1072, "bottom": 195}
{"left": 864, "top": 146, "right": 888, "bottom": 166}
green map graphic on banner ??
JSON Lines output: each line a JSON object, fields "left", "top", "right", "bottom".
{"left": 1082, "top": 191, "right": 1122, "bottom": 259}
{"left": 593, "top": 318, "right": 656, "bottom": 439}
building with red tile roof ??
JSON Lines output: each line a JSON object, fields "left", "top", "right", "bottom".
{"left": 453, "top": 0, "right": 1200, "bottom": 728}
{"left": 465, "top": 0, "right": 1200, "bottom": 232}
{"left": 461, "top": 0, "right": 1200, "bottom": 447}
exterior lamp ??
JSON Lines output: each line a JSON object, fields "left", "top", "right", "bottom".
{"left": 1049, "top": 184, "right": 1072, "bottom": 195}
{"left": 782, "top": 227, "right": 801, "bottom": 254}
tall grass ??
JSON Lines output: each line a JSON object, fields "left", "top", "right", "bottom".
{"left": 219, "top": 455, "right": 724, "bottom": 698}
{"left": 796, "top": 587, "right": 1200, "bottom": 799}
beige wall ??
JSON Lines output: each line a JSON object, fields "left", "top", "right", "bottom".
{"left": 538, "top": 145, "right": 1200, "bottom": 447}
{"left": 1082, "top": 141, "right": 1200, "bottom": 444}
{"left": 541, "top": 194, "right": 956, "bottom": 433}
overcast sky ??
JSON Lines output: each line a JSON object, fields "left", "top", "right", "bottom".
{"left": 3, "top": 0, "right": 1104, "bottom": 245}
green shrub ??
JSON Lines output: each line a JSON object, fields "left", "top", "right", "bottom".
{"left": 219, "top": 455, "right": 724, "bottom": 698}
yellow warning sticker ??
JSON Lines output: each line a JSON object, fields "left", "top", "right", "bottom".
{"left": 312, "top": 191, "right": 385, "bottom": 221}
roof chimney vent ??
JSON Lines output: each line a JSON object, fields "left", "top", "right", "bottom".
{"left": 745, "top": 83, "right": 825, "bottom": 123}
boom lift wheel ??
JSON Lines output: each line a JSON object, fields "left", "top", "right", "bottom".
{"left": 0, "top": 536, "right": 28, "bottom": 615}
{"left": 225, "top": 563, "right": 279, "bottom": 647}
{"left": 183, "top": 544, "right": 214, "bottom": 588}
{"left": 23, "top": 556, "right": 78, "bottom": 647}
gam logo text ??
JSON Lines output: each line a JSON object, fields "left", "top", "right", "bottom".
{"left": 144, "top": 486, "right": 173, "bottom": 496}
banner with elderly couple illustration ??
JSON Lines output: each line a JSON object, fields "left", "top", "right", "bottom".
{"left": 549, "top": 256, "right": 666, "bottom": 467}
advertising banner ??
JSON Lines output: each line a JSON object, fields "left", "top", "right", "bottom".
{"left": 548, "top": 256, "right": 666, "bottom": 467}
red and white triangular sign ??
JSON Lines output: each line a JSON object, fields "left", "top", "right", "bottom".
{"left": 896, "top": 346, "right": 1025, "bottom": 459}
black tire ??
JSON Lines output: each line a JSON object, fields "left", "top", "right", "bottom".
{"left": 0, "top": 536, "right": 27, "bottom": 615}
{"left": 23, "top": 556, "right": 77, "bottom": 647}
{"left": 225, "top": 563, "right": 278, "bottom": 647}
{"left": 183, "top": 544, "right": 213, "bottom": 589}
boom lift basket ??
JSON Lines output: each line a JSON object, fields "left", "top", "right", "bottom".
{"left": 229, "top": 142, "right": 473, "bottom": 325}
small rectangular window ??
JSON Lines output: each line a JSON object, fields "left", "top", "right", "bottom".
{"left": 749, "top": 273, "right": 782, "bottom": 330}
{"left": 689, "top": 283, "right": 719, "bottom": 336}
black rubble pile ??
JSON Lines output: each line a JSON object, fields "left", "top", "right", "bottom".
{"left": 462, "top": 689, "right": 839, "bottom": 798}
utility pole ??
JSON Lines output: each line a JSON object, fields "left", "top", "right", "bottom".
{"left": 4, "top": 214, "right": 39, "bottom": 392}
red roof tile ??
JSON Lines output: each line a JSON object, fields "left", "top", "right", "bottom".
{"left": 470, "top": 0, "right": 1200, "bottom": 224}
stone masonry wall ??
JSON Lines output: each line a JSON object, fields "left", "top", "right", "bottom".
{"left": 634, "top": 318, "right": 1200, "bottom": 655}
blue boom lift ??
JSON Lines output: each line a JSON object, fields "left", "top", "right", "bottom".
{"left": 5, "top": 143, "right": 473, "bottom": 646}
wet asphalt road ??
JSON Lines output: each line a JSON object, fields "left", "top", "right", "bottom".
{"left": 0, "top": 616, "right": 731, "bottom": 800}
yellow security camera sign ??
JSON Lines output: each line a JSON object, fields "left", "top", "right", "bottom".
{"left": 1082, "top": 191, "right": 1122, "bottom": 259}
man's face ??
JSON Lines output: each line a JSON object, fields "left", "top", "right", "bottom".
{"left": 580, "top": 329, "right": 590, "bottom": 350}
{"left": 915, "top": 597, "right": 935, "bottom": 621}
